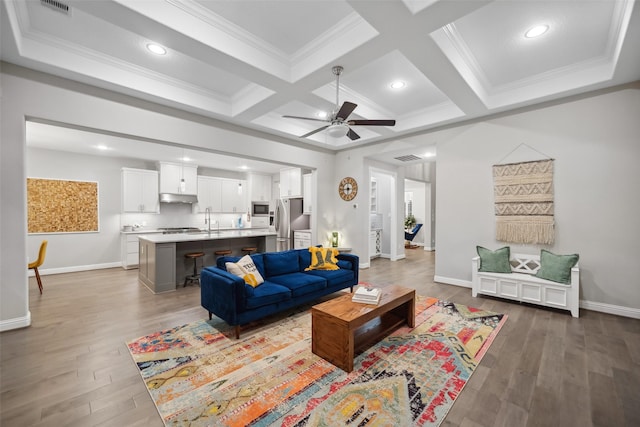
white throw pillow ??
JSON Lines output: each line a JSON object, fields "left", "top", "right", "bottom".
{"left": 225, "top": 255, "right": 264, "bottom": 287}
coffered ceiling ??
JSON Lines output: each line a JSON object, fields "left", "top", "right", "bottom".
{"left": 2, "top": 0, "right": 639, "bottom": 157}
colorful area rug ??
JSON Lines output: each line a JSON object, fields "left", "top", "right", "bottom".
{"left": 127, "top": 295, "right": 507, "bottom": 426}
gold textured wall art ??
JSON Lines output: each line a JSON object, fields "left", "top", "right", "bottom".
{"left": 27, "top": 178, "right": 99, "bottom": 233}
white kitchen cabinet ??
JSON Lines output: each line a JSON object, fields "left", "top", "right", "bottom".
{"left": 249, "top": 173, "right": 272, "bottom": 202}
{"left": 158, "top": 162, "right": 198, "bottom": 195}
{"left": 303, "top": 173, "right": 312, "bottom": 214}
{"left": 294, "top": 230, "right": 312, "bottom": 249}
{"left": 221, "top": 179, "right": 247, "bottom": 213}
{"left": 370, "top": 177, "right": 378, "bottom": 213}
{"left": 279, "top": 167, "right": 302, "bottom": 198}
{"left": 121, "top": 232, "right": 161, "bottom": 269}
{"left": 121, "top": 168, "right": 159, "bottom": 213}
{"left": 195, "top": 176, "right": 222, "bottom": 213}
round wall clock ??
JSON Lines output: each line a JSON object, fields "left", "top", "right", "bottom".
{"left": 338, "top": 177, "right": 358, "bottom": 201}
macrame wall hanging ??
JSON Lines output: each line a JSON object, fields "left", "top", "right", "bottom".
{"left": 493, "top": 144, "right": 555, "bottom": 245}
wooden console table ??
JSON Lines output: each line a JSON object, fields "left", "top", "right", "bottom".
{"left": 311, "top": 284, "right": 415, "bottom": 372}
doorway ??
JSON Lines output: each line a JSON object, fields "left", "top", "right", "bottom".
{"left": 404, "top": 179, "right": 433, "bottom": 250}
{"left": 368, "top": 168, "right": 398, "bottom": 260}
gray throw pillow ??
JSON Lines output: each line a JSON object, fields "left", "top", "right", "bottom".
{"left": 476, "top": 246, "right": 512, "bottom": 273}
{"left": 535, "top": 249, "right": 579, "bottom": 284}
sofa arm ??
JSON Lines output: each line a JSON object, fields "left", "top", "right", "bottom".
{"left": 337, "top": 253, "right": 359, "bottom": 284}
{"left": 200, "top": 267, "right": 245, "bottom": 325}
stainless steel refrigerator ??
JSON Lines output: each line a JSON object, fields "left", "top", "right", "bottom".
{"left": 274, "top": 198, "right": 309, "bottom": 251}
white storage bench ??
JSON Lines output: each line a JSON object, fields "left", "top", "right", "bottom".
{"left": 472, "top": 253, "right": 579, "bottom": 317}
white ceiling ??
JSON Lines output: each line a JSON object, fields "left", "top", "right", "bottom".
{"left": 2, "top": 0, "right": 640, "bottom": 170}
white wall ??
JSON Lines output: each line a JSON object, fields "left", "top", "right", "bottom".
{"left": 26, "top": 148, "right": 131, "bottom": 270}
{"left": 3, "top": 63, "right": 638, "bottom": 330}
{"left": 0, "top": 64, "right": 337, "bottom": 330}
{"left": 434, "top": 84, "right": 640, "bottom": 312}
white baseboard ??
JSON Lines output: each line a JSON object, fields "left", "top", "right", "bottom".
{"left": 423, "top": 246, "right": 435, "bottom": 251}
{"left": 434, "top": 275, "right": 472, "bottom": 288}
{"left": 580, "top": 300, "right": 640, "bottom": 319}
{"left": 391, "top": 254, "right": 406, "bottom": 261}
{"left": 30, "top": 262, "right": 122, "bottom": 276}
{"left": 0, "top": 311, "right": 31, "bottom": 332}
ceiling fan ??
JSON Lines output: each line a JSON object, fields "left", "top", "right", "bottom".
{"left": 283, "top": 66, "right": 396, "bottom": 141}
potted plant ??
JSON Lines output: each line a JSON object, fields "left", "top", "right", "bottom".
{"left": 404, "top": 214, "right": 416, "bottom": 230}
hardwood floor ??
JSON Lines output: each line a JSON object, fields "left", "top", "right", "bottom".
{"left": 1, "top": 249, "right": 638, "bottom": 426}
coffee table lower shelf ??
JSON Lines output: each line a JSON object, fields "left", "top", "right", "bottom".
{"left": 311, "top": 285, "right": 415, "bottom": 372}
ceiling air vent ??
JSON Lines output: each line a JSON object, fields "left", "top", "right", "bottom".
{"left": 40, "top": 0, "right": 70, "bottom": 15}
{"left": 394, "top": 154, "right": 422, "bottom": 162}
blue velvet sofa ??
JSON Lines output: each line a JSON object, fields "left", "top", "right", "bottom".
{"left": 200, "top": 248, "right": 359, "bottom": 338}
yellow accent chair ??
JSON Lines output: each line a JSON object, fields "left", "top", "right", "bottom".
{"left": 28, "top": 240, "right": 48, "bottom": 294}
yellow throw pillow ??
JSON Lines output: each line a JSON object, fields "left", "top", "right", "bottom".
{"left": 305, "top": 247, "right": 340, "bottom": 271}
{"left": 225, "top": 255, "right": 264, "bottom": 287}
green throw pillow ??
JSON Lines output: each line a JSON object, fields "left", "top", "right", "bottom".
{"left": 476, "top": 246, "right": 512, "bottom": 273}
{"left": 535, "top": 249, "right": 579, "bottom": 284}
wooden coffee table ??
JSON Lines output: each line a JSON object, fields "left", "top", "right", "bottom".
{"left": 311, "top": 284, "right": 415, "bottom": 372}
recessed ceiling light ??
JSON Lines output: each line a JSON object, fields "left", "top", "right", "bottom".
{"left": 390, "top": 81, "right": 406, "bottom": 89}
{"left": 238, "top": 165, "right": 249, "bottom": 170}
{"left": 317, "top": 111, "right": 328, "bottom": 118}
{"left": 146, "top": 43, "right": 167, "bottom": 55}
{"left": 423, "top": 152, "right": 435, "bottom": 158}
{"left": 181, "top": 156, "right": 191, "bottom": 162}
{"left": 96, "top": 144, "right": 109, "bottom": 150}
{"left": 525, "top": 25, "right": 549, "bottom": 38}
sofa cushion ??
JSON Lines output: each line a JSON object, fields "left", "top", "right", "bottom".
{"left": 337, "top": 259, "right": 352, "bottom": 270}
{"left": 305, "top": 247, "right": 339, "bottom": 271}
{"left": 244, "top": 281, "right": 291, "bottom": 309}
{"left": 264, "top": 250, "right": 300, "bottom": 277}
{"left": 268, "top": 272, "right": 327, "bottom": 297}
{"left": 305, "top": 268, "right": 355, "bottom": 287}
{"left": 298, "top": 248, "right": 312, "bottom": 271}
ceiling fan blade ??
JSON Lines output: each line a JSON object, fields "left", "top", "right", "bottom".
{"left": 348, "top": 119, "right": 396, "bottom": 126}
{"left": 346, "top": 128, "right": 361, "bottom": 140}
{"left": 335, "top": 101, "right": 357, "bottom": 120}
{"left": 282, "top": 115, "right": 329, "bottom": 123}
{"left": 300, "top": 125, "right": 330, "bottom": 138}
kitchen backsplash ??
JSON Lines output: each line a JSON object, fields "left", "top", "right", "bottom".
{"left": 120, "top": 203, "right": 255, "bottom": 230}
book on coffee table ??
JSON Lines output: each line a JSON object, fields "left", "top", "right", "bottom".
{"left": 352, "top": 287, "right": 382, "bottom": 305}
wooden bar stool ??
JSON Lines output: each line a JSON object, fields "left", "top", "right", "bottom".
{"left": 242, "top": 247, "right": 257, "bottom": 255}
{"left": 184, "top": 252, "right": 205, "bottom": 287}
{"left": 214, "top": 249, "right": 232, "bottom": 258}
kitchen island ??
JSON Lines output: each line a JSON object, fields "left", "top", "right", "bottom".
{"left": 138, "top": 229, "right": 276, "bottom": 293}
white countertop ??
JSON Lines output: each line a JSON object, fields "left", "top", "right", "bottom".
{"left": 138, "top": 229, "right": 276, "bottom": 243}
{"left": 120, "top": 229, "right": 163, "bottom": 234}
{"left": 121, "top": 227, "right": 269, "bottom": 235}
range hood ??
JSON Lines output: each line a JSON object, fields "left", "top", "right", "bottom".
{"left": 159, "top": 193, "right": 198, "bottom": 204}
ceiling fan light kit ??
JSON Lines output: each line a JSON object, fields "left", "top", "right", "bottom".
{"left": 283, "top": 65, "right": 396, "bottom": 141}
{"left": 327, "top": 123, "right": 349, "bottom": 138}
